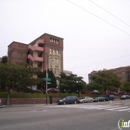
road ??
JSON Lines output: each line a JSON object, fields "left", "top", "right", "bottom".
{"left": 0, "top": 100, "right": 130, "bottom": 130}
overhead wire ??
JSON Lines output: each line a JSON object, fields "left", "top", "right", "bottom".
{"left": 89, "top": 0, "right": 130, "bottom": 28}
{"left": 67, "top": 0, "right": 130, "bottom": 36}
{"left": 66, "top": 0, "right": 130, "bottom": 73}
{"left": 68, "top": 54, "right": 130, "bottom": 70}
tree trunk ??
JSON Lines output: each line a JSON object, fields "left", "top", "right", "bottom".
{"left": 7, "top": 88, "right": 11, "bottom": 105}
{"left": 78, "top": 91, "right": 81, "bottom": 98}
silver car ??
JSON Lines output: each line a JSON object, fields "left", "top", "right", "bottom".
{"left": 80, "top": 96, "right": 94, "bottom": 103}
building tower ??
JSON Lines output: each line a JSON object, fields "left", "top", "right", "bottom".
{"left": 8, "top": 33, "right": 64, "bottom": 89}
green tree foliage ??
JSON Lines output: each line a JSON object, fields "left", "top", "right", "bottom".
{"left": 0, "top": 63, "right": 43, "bottom": 105}
{"left": 121, "top": 82, "right": 130, "bottom": 92}
{"left": 1, "top": 56, "right": 7, "bottom": 64}
{"left": 38, "top": 70, "right": 57, "bottom": 89}
{"left": 58, "top": 72, "right": 86, "bottom": 93}
{"left": 88, "top": 70, "right": 121, "bottom": 94}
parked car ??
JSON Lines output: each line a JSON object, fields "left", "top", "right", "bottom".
{"left": 91, "top": 90, "right": 101, "bottom": 94}
{"left": 0, "top": 99, "right": 2, "bottom": 106}
{"left": 93, "top": 97, "right": 105, "bottom": 102}
{"left": 120, "top": 95, "right": 130, "bottom": 100}
{"left": 105, "top": 95, "right": 115, "bottom": 101}
{"left": 47, "top": 88, "right": 59, "bottom": 93}
{"left": 80, "top": 96, "right": 94, "bottom": 103}
{"left": 57, "top": 96, "right": 80, "bottom": 105}
{"left": 42, "top": 88, "right": 59, "bottom": 94}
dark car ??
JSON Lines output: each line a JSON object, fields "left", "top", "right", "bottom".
{"left": 120, "top": 95, "right": 130, "bottom": 100}
{"left": 93, "top": 97, "right": 105, "bottom": 102}
{"left": 57, "top": 96, "right": 80, "bottom": 105}
{"left": 105, "top": 95, "right": 115, "bottom": 101}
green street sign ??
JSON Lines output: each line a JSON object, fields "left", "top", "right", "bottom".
{"left": 43, "top": 78, "right": 51, "bottom": 81}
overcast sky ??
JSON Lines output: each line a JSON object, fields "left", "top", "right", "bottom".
{"left": 0, "top": 0, "right": 130, "bottom": 83}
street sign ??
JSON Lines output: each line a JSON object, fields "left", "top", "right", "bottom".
{"left": 43, "top": 78, "right": 51, "bottom": 81}
{"left": 47, "top": 82, "right": 51, "bottom": 84}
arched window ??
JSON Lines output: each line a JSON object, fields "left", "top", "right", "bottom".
{"left": 50, "top": 49, "right": 52, "bottom": 53}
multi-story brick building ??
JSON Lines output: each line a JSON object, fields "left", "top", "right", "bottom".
{"left": 8, "top": 33, "right": 64, "bottom": 77}
{"left": 88, "top": 66, "right": 130, "bottom": 83}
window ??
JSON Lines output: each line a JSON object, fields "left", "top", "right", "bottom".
{"left": 56, "top": 40, "right": 59, "bottom": 44}
{"left": 17, "top": 52, "right": 23, "bottom": 58}
{"left": 56, "top": 50, "right": 59, "bottom": 54}
{"left": 53, "top": 49, "right": 55, "bottom": 53}
{"left": 50, "top": 49, "right": 52, "bottom": 53}
{"left": 50, "top": 38, "right": 52, "bottom": 42}
{"left": 50, "top": 68, "right": 53, "bottom": 71}
{"left": 54, "top": 68, "right": 59, "bottom": 75}
{"left": 54, "top": 39, "right": 55, "bottom": 43}
{"left": 50, "top": 58, "right": 54, "bottom": 63}
{"left": 55, "top": 58, "right": 59, "bottom": 64}
{"left": 50, "top": 37, "right": 59, "bottom": 44}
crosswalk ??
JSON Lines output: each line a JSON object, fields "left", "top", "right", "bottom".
{"left": 54, "top": 104, "right": 130, "bottom": 112}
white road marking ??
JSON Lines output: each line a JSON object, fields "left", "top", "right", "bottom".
{"left": 31, "top": 110, "right": 48, "bottom": 112}
{"left": 106, "top": 106, "right": 129, "bottom": 110}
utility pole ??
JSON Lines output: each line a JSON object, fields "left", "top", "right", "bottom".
{"left": 46, "top": 64, "right": 48, "bottom": 105}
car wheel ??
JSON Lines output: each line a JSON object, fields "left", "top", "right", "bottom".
{"left": 74, "top": 101, "right": 77, "bottom": 104}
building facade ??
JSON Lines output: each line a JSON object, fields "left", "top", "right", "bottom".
{"left": 88, "top": 66, "right": 130, "bottom": 83}
{"left": 63, "top": 70, "right": 73, "bottom": 76}
{"left": 8, "top": 33, "right": 64, "bottom": 77}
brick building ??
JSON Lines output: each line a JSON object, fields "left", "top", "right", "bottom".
{"left": 8, "top": 33, "right": 64, "bottom": 77}
{"left": 88, "top": 66, "right": 130, "bottom": 83}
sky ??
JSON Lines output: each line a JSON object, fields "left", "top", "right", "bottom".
{"left": 0, "top": 0, "right": 130, "bottom": 83}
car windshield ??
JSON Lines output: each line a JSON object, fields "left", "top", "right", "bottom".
{"left": 62, "top": 98, "right": 66, "bottom": 101}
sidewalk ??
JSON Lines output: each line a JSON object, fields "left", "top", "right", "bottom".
{"left": 0, "top": 103, "right": 56, "bottom": 108}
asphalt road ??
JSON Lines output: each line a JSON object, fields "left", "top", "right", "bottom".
{"left": 0, "top": 100, "right": 130, "bottom": 130}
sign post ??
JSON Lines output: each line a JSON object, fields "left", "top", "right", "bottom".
{"left": 44, "top": 69, "right": 51, "bottom": 105}
{"left": 45, "top": 68, "right": 48, "bottom": 105}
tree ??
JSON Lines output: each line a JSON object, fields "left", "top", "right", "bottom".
{"left": 121, "top": 82, "right": 130, "bottom": 92}
{"left": 38, "top": 69, "right": 57, "bottom": 89}
{"left": 1, "top": 56, "right": 7, "bottom": 64}
{"left": 58, "top": 72, "right": 86, "bottom": 93}
{"left": 88, "top": 70, "right": 121, "bottom": 94}
{"left": 0, "top": 63, "right": 43, "bottom": 105}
